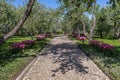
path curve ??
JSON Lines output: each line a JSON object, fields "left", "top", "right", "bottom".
{"left": 17, "top": 36, "right": 110, "bottom": 80}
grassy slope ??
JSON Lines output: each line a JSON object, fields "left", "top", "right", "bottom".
{"left": 70, "top": 37, "right": 120, "bottom": 80}
{"left": 0, "top": 36, "right": 51, "bottom": 80}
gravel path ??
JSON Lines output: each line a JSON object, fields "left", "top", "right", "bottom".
{"left": 17, "top": 36, "right": 110, "bottom": 80}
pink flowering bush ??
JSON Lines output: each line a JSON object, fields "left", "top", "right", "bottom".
{"left": 10, "top": 42, "right": 25, "bottom": 49}
{"left": 89, "top": 40, "right": 115, "bottom": 51}
{"left": 10, "top": 42, "right": 25, "bottom": 53}
{"left": 76, "top": 35, "right": 86, "bottom": 43}
{"left": 10, "top": 40, "right": 36, "bottom": 53}
{"left": 44, "top": 33, "right": 51, "bottom": 37}
{"left": 77, "top": 36, "right": 86, "bottom": 40}
{"left": 22, "top": 40, "right": 35, "bottom": 48}
{"left": 36, "top": 35, "right": 45, "bottom": 40}
{"left": 22, "top": 40, "right": 35, "bottom": 45}
{"left": 98, "top": 43, "right": 115, "bottom": 50}
{"left": 89, "top": 40, "right": 101, "bottom": 46}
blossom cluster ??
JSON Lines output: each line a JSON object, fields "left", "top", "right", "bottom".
{"left": 71, "top": 33, "right": 87, "bottom": 42}
{"left": 10, "top": 40, "right": 35, "bottom": 49}
{"left": 10, "top": 42, "right": 25, "bottom": 49}
{"left": 10, "top": 33, "right": 51, "bottom": 51}
{"left": 77, "top": 35, "right": 86, "bottom": 41}
{"left": 36, "top": 35, "right": 46, "bottom": 40}
{"left": 89, "top": 40, "right": 115, "bottom": 51}
{"left": 36, "top": 33, "right": 51, "bottom": 40}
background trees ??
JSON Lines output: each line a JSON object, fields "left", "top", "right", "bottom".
{"left": 0, "top": 0, "right": 35, "bottom": 45}
{"left": 1, "top": 0, "right": 120, "bottom": 45}
{"left": 58, "top": 0, "right": 120, "bottom": 40}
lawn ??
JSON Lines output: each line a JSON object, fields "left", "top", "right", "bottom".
{"left": 70, "top": 37, "right": 120, "bottom": 80}
{"left": 0, "top": 36, "right": 51, "bottom": 80}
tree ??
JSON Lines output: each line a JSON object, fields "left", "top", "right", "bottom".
{"left": 89, "top": 0, "right": 97, "bottom": 40}
{"left": 0, "top": 0, "right": 35, "bottom": 45}
{"left": 108, "top": 0, "right": 120, "bottom": 39}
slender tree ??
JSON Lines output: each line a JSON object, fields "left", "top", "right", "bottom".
{"left": 89, "top": 0, "right": 97, "bottom": 40}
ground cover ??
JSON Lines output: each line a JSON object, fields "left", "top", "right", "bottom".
{"left": 0, "top": 35, "right": 51, "bottom": 80}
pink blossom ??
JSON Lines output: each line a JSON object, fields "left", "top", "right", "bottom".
{"left": 36, "top": 35, "right": 45, "bottom": 39}
{"left": 89, "top": 40, "right": 115, "bottom": 51}
{"left": 78, "top": 36, "right": 86, "bottom": 41}
{"left": 10, "top": 42, "right": 25, "bottom": 49}
{"left": 98, "top": 43, "right": 114, "bottom": 50}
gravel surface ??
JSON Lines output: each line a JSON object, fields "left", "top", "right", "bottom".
{"left": 17, "top": 36, "right": 110, "bottom": 80}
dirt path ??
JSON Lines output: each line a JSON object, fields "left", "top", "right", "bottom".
{"left": 17, "top": 36, "right": 110, "bottom": 80}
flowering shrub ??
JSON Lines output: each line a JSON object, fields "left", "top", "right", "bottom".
{"left": 10, "top": 40, "right": 36, "bottom": 53}
{"left": 98, "top": 43, "right": 115, "bottom": 50}
{"left": 89, "top": 40, "right": 101, "bottom": 46}
{"left": 77, "top": 36, "right": 86, "bottom": 41}
{"left": 76, "top": 35, "right": 86, "bottom": 43}
{"left": 10, "top": 42, "right": 25, "bottom": 49}
{"left": 36, "top": 35, "right": 45, "bottom": 40}
{"left": 89, "top": 40, "right": 115, "bottom": 51}
{"left": 22, "top": 40, "right": 35, "bottom": 45}
{"left": 44, "top": 33, "right": 51, "bottom": 37}
{"left": 22, "top": 40, "right": 35, "bottom": 48}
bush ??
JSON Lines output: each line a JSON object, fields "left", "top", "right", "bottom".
{"left": 36, "top": 35, "right": 46, "bottom": 40}
{"left": 89, "top": 40, "right": 115, "bottom": 54}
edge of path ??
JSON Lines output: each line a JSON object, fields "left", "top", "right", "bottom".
{"left": 73, "top": 39, "right": 112, "bottom": 80}
{"left": 14, "top": 42, "right": 51, "bottom": 80}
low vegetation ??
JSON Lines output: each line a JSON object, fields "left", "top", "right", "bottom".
{"left": 0, "top": 35, "right": 51, "bottom": 80}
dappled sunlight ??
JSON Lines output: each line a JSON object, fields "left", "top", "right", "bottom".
{"left": 39, "top": 37, "right": 91, "bottom": 77}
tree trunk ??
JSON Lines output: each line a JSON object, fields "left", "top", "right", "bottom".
{"left": 114, "top": 22, "right": 120, "bottom": 39}
{"left": 81, "top": 18, "right": 86, "bottom": 35}
{"left": 99, "top": 30, "right": 103, "bottom": 38}
{"left": 0, "top": 0, "right": 35, "bottom": 45}
{"left": 89, "top": 0, "right": 96, "bottom": 40}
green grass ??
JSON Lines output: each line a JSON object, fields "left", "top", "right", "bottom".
{"left": 70, "top": 37, "right": 120, "bottom": 80}
{"left": 0, "top": 36, "right": 51, "bottom": 80}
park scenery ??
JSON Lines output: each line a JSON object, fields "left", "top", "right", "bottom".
{"left": 0, "top": 0, "right": 120, "bottom": 80}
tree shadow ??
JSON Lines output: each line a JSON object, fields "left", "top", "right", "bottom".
{"left": 40, "top": 42, "right": 89, "bottom": 77}
{"left": 0, "top": 48, "right": 36, "bottom": 67}
{"left": 0, "top": 41, "right": 43, "bottom": 67}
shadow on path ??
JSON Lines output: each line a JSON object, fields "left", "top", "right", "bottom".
{"left": 40, "top": 41, "right": 89, "bottom": 77}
